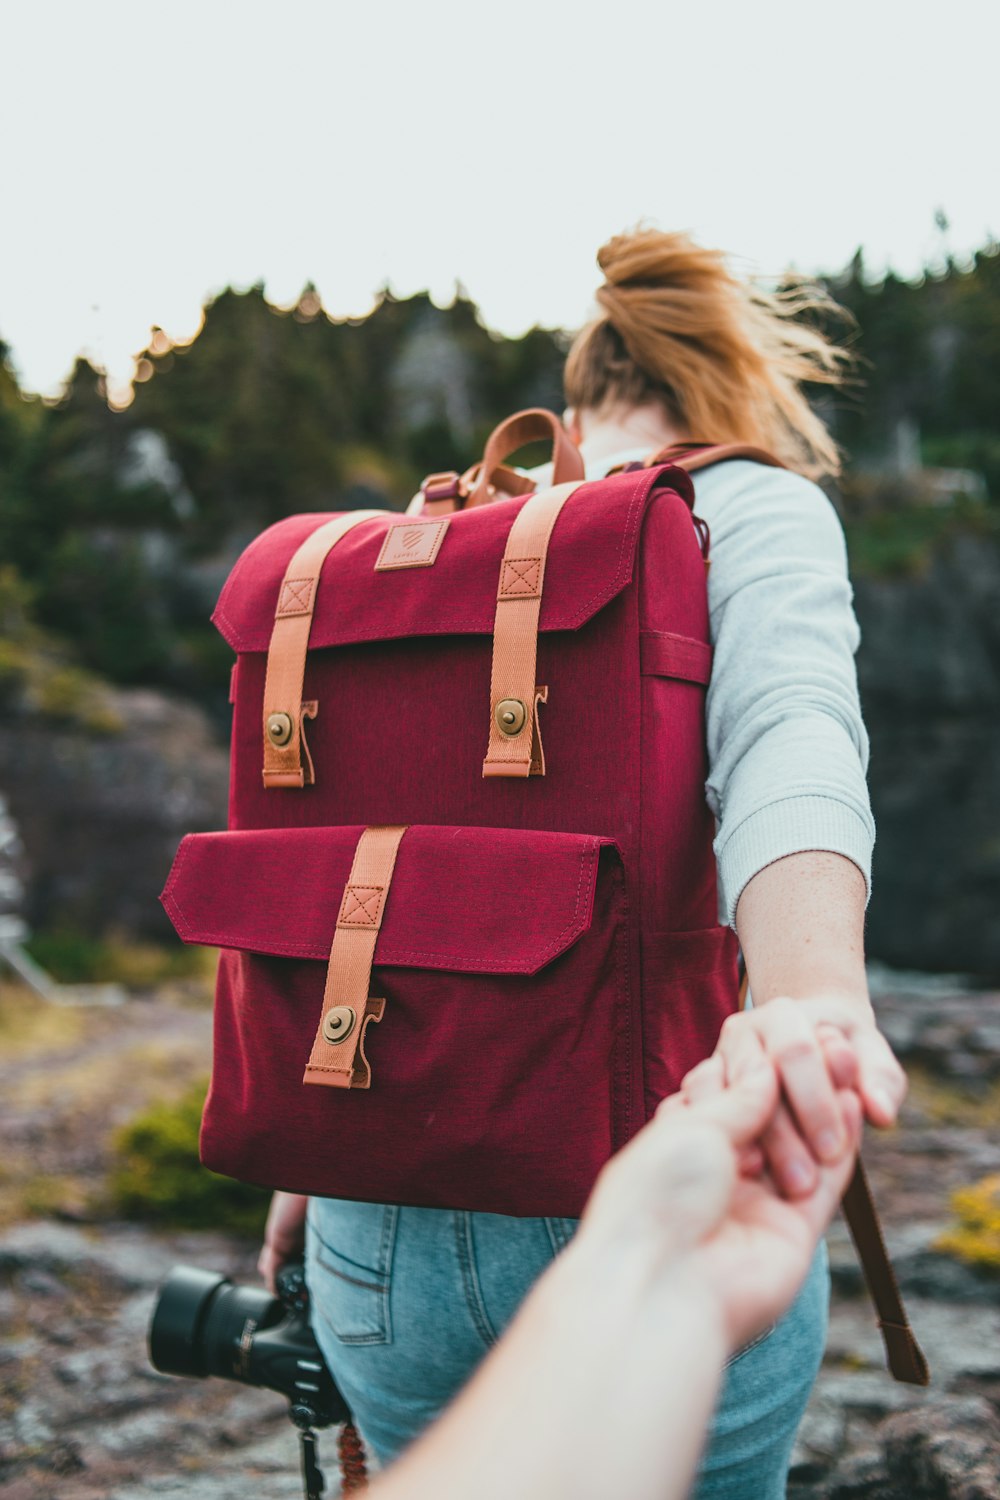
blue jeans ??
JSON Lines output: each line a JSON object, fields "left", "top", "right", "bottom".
{"left": 305, "top": 1199, "right": 829, "bottom": 1499}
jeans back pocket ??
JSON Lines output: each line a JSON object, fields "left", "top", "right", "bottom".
{"left": 306, "top": 1199, "right": 398, "bottom": 1345}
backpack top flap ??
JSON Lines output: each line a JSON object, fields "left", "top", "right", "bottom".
{"left": 161, "top": 824, "right": 616, "bottom": 975}
{"left": 211, "top": 463, "right": 696, "bottom": 654}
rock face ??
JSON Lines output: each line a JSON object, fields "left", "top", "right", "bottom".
{"left": 0, "top": 687, "right": 228, "bottom": 942}
{"left": 787, "top": 967, "right": 1000, "bottom": 1500}
{"left": 854, "top": 532, "right": 1000, "bottom": 977}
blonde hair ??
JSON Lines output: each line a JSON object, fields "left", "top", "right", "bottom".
{"left": 564, "top": 229, "right": 855, "bottom": 479}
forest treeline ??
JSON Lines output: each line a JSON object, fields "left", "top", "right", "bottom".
{"left": 1, "top": 243, "right": 998, "bottom": 707}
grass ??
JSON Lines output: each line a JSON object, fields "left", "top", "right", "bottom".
{"left": 0, "top": 981, "right": 215, "bottom": 1227}
{"left": 905, "top": 1067, "right": 1000, "bottom": 1130}
{"left": 0, "top": 980, "right": 90, "bottom": 1058}
{"left": 109, "top": 1078, "right": 270, "bottom": 1238}
{"left": 25, "top": 928, "right": 216, "bottom": 991}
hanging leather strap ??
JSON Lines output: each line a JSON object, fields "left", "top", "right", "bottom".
{"left": 842, "top": 1157, "right": 929, "bottom": 1384}
{"left": 262, "top": 510, "right": 384, "bottom": 789}
{"left": 737, "top": 970, "right": 929, "bottom": 1385}
{"left": 303, "top": 825, "right": 408, "bottom": 1089}
{"left": 482, "top": 481, "right": 584, "bottom": 778}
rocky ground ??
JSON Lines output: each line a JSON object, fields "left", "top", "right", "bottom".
{"left": 1, "top": 966, "right": 999, "bottom": 1499}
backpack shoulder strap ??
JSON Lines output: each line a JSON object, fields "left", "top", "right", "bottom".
{"left": 647, "top": 442, "right": 786, "bottom": 473}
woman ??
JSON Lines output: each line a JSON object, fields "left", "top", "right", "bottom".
{"left": 261, "top": 229, "right": 907, "bottom": 1497}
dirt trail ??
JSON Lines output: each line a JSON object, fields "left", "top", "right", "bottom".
{"left": 1, "top": 972, "right": 999, "bottom": 1498}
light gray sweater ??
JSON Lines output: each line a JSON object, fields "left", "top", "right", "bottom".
{"left": 587, "top": 450, "right": 875, "bottom": 929}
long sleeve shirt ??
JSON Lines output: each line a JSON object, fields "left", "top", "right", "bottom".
{"left": 577, "top": 449, "right": 875, "bottom": 928}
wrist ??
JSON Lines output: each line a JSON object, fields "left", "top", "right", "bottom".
{"left": 757, "top": 986, "right": 874, "bottom": 1023}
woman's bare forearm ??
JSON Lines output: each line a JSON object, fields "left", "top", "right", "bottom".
{"left": 735, "top": 850, "right": 871, "bottom": 1011}
{"left": 372, "top": 1241, "right": 725, "bottom": 1500}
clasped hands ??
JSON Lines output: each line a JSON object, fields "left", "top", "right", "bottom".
{"left": 677, "top": 992, "right": 906, "bottom": 1197}
{"left": 575, "top": 991, "right": 906, "bottom": 1358}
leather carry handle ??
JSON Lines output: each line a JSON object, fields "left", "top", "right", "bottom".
{"left": 737, "top": 970, "right": 929, "bottom": 1385}
{"left": 303, "top": 824, "right": 408, "bottom": 1089}
{"left": 262, "top": 510, "right": 385, "bottom": 789}
{"left": 467, "top": 409, "right": 585, "bottom": 509}
{"left": 482, "top": 480, "right": 584, "bottom": 778}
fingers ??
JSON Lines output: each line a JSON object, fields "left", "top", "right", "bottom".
{"left": 792, "top": 1087, "right": 865, "bottom": 1242}
{"left": 759, "top": 1100, "right": 820, "bottom": 1198}
{"left": 680, "top": 1054, "right": 726, "bottom": 1103}
{"left": 257, "top": 1245, "right": 278, "bottom": 1294}
{"left": 720, "top": 1001, "right": 847, "bottom": 1167}
{"left": 817, "top": 1024, "right": 859, "bottom": 1091}
{"left": 738, "top": 1143, "right": 766, "bottom": 1178}
{"left": 851, "top": 1026, "right": 907, "bottom": 1127}
{"left": 668, "top": 1056, "right": 768, "bottom": 1178}
{"left": 674, "top": 1056, "right": 779, "bottom": 1149}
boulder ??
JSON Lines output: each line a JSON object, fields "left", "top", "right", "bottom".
{"left": 855, "top": 533, "right": 1000, "bottom": 976}
{"left": 0, "top": 686, "right": 227, "bottom": 941}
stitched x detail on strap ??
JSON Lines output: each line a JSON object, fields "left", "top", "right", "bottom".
{"left": 277, "top": 578, "right": 315, "bottom": 616}
{"left": 303, "top": 826, "right": 408, "bottom": 1091}
{"left": 262, "top": 510, "right": 385, "bottom": 789}
{"left": 483, "top": 482, "right": 583, "bottom": 779}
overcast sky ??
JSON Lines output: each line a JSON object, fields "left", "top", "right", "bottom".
{"left": 2, "top": 0, "right": 997, "bottom": 402}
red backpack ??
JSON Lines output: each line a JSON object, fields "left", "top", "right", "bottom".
{"left": 161, "top": 408, "right": 926, "bottom": 1383}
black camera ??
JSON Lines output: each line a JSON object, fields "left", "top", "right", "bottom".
{"left": 148, "top": 1261, "right": 348, "bottom": 1432}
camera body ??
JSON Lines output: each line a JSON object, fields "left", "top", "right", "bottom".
{"left": 149, "top": 1261, "right": 348, "bottom": 1430}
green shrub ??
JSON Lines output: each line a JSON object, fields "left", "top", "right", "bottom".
{"left": 26, "top": 928, "right": 213, "bottom": 987}
{"left": 109, "top": 1079, "right": 269, "bottom": 1237}
{"left": 843, "top": 499, "right": 1000, "bottom": 579}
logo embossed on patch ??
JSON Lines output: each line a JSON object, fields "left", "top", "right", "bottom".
{"left": 374, "top": 518, "right": 449, "bottom": 571}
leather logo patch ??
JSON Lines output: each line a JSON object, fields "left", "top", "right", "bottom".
{"left": 375, "top": 519, "right": 449, "bottom": 571}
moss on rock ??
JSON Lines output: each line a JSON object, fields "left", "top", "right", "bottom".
{"left": 110, "top": 1079, "right": 269, "bottom": 1238}
{"left": 935, "top": 1174, "right": 1000, "bottom": 1270}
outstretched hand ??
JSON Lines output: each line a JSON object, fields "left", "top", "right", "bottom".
{"left": 579, "top": 1053, "right": 862, "bottom": 1353}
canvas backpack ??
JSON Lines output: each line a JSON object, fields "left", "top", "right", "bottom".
{"left": 160, "top": 407, "right": 927, "bottom": 1386}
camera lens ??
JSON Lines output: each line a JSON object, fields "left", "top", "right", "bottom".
{"left": 149, "top": 1266, "right": 279, "bottom": 1381}
{"left": 149, "top": 1266, "right": 227, "bottom": 1378}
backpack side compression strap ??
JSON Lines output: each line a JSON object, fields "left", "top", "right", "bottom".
{"left": 482, "top": 481, "right": 584, "bottom": 778}
{"left": 303, "top": 824, "right": 408, "bottom": 1089}
{"left": 737, "top": 971, "right": 929, "bottom": 1384}
{"left": 262, "top": 510, "right": 386, "bottom": 789}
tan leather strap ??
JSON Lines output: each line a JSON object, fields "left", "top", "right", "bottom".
{"left": 468, "top": 409, "right": 585, "bottom": 509}
{"left": 303, "top": 825, "right": 407, "bottom": 1089}
{"left": 736, "top": 969, "right": 928, "bottom": 1385}
{"left": 646, "top": 442, "right": 785, "bottom": 473}
{"left": 262, "top": 510, "right": 384, "bottom": 789}
{"left": 482, "top": 481, "right": 584, "bottom": 778}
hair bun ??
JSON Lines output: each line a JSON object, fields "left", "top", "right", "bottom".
{"left": 564, "top": 227, "right": 854, "bottom": 480}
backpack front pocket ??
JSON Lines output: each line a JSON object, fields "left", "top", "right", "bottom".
{"left": 161, "top": 824, "right": 631, "bottom": 1217}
